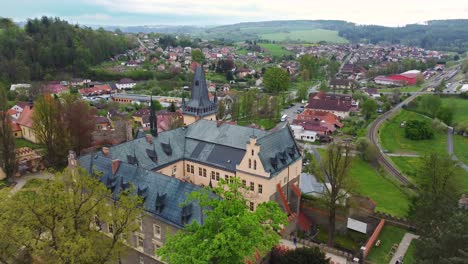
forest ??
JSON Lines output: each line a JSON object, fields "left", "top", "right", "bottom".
{"left": 338, "top": 20, "right": 468, "bottom": 53}
{"left": 0, "top": 17, "right": 136, "bottom": 85}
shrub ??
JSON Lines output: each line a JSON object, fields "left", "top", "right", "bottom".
{"left": 404, "top": 120, "right": 434, "bottom": 140}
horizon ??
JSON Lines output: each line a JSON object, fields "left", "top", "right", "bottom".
{"left": 1, "top": 0, "right": 467, "bottom": 27}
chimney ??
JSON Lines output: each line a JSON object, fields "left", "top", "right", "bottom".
{"left": 112, "top": 160, "right": 120, "bottom": 175}
{"left": 145, "top": 134, "right": 153, "bottom": 144}
{"left": 102, "top": 147, "right": 110, "bottom": 157}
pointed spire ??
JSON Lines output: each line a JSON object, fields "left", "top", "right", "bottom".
{"left": 150, "top": 96, "right": 158, "bottom": 137}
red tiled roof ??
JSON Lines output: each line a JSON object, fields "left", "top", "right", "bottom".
{"left": 296, "top": 109, "right": 343, "bottom": 128}
{"left": 306, "top": 92, "right": 355, "bottom": 112}
{"left": 132, "top": 108, "right": 150, "bottom": 118}
{"left": 79, "top": 84, "right": 111, "bottom": 95}
{"left": 16, "top": 105, "right": 34, "bottom": 128}
{"left": 10, "top": 121, "right": 21, "bottom": 132}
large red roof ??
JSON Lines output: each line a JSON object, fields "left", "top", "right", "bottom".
{"left": 306, "top": 92, "right": 356, "bottom": 112}
{"left": 16, "top": 105, "right": 34, "bottom": 128}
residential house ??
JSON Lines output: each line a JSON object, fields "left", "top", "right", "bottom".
{"left": 10, "top": 84, "right": 31, "bottom": 91}
{"left": 330, "top": 79, "right": 354, "bottom": 90}
{"left": 79, "top": 84, "right": 112, "bottom": 97}
{"left": 44, "top": 81, "right": 69, "bottom": 94}
{"left": 16, "top": 104, "right": 39, "bottom": 143}
{"left": 95, "top": 116, "right": 111, "bottom": 130}
{"left": 116, "top": 78, "right": 137, "bottom": 90}
{"left": 71, "top": 78, "right": 91, "bottom": 87}
{"left": 305, "top": 92, "right": 359, "bottom": 118}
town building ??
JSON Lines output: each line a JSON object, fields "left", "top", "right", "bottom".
{"left": 116, "top": 78, "right": 137, "bottom": 90}
{"left": 305, "top": 92, "right": 359, "bottom": 118}
{"left": 181, "top": 66, "right": 218, "bottom": 125}
{"left": 15, "top": 104, "right": 39, "bottom": 143}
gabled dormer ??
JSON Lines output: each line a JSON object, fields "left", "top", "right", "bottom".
{"left": 236, "top": 135, "right": 270, "bottom": 178}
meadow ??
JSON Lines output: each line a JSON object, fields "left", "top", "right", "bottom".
{"left": 260, "top": 29, "right": 348, "bottom": 43}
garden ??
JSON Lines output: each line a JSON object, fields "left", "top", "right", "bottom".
{"left": 366, "top": 225, "right": 407, "bottom": 263}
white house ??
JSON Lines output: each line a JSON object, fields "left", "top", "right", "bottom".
{"left": 10, "top": 84, "right": 31, "bottom": 91}
{"left": 290, "top": 125, "right": 318, "bottom": 142}
{"left": 116, "top": 78, "right": 137, "bottom": 90}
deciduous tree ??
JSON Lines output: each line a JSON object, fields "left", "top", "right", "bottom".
{"left": 361, "top": 99, "right": 377, "bottom": 120}
{"left": 263, "top": 67, "right": 290, "bottom": 94}
{"left": 158, "top": 179, "right": 287, "bottom": 264}
{"left": 0, "top": 87, "right": 16, "bottom": 182}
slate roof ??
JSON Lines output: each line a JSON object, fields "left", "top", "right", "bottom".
{"left": 78, "top": 154, "right": 207, "bottom": 228}
{"left": 306, "top": 92, "right": 355, "bottom": 112}
{"left": 99, "top": 119, "right": 300, "bottom": 177}
{"left": 182, "top": 66, "right": 218, "bottom": 117}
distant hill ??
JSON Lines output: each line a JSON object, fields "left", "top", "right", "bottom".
{"left": 100, "top": 19, "right": 468, "bottom": 52}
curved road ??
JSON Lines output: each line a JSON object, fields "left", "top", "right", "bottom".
{"left": 367, "top": 68, "right": 460, "bottom": 186}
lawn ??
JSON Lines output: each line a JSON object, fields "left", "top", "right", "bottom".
{"left": 260, "top": 29, "right": 348, "bottom": 44}
{"left": 391, "top": 156, "right": 468, "bottom": 192}
{"left": 15, "top": 138, "right": 43, "bottom": 150}
{"left": 314, "top": 227, "right": 367, "bottom": 252}
{"left": 453, "top": 135, "right": 468, "bottom": 165}
{"left": 348, "top": 158, "right": 410, "bottom": 217}
{"left": 367, "top": 225, "right": 407, "bottom": 264}
{"left": 22, "top": 178, "right": 47, "bottom": 190}
{"left": 378, "top": 85, "right": 422, "bottom": 93}
{"left": 380, "top": 110, "right": 447, "bottom": 155}
{"left": 440, "top": 97, "right": 468, "bottom": 125}
{"left": 205, "top": 72, "right": 227, "bottom": 83}
{"left": 238, "top": 118, "right": 278, "bottom": 130}
{"left": 403, "top": 239, "right": 417, "bottom": 264}
{"left": 258, "top": 43, "right": 293, "bottom": 57}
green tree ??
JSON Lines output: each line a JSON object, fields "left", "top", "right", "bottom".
{"left": 158, "top": 179, "right": 287, "bottom": 264}
{"left": 355, "top": 138, "right": 378, "bottom": 164}
{"left": 315, "top": 144, "right": 354, "bottom": 247}
{"left": 404, "top": 120, "right": 434, "bottom": 140}
{"left": 436, "top": 106, "right": 454, "bottom": 125}
{"left": 0, "top": 87, "right": 16, "bottom": 183}
{"left": 361, "top": 99, "right": 377, "bottom": 120}
{"left": 319, "top": 81, "right": 328, "bottom": 92}
{"left": 191, "top": 49, "right": 204, "bottom": 64}
{"left": 32, "top": 94, "right": 69, "bottom": 166}
{"left": 297, "top": 83, "right": 309, "bottom": 102}
{"left": 263, "top": 67, "right": 290, "bottom": 94}
{"left": 420, "top": 95, "right": 441, "bottom": 118}
{"left": 0, "top": 167, "right": 143, "bottom": 263}
{"left": 217, "top": 99, "right": 226, "bottom": 120}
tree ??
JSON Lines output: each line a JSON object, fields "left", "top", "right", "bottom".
{"left": 436, "top": 106, "right": 454, "bottom": 125}
{"left": 435, "top": 80, "right": 446, "bottom": 94}
{"left": 158, "top": 179, "right": 287, "bottom": 264}
{"left": 0, "top": 167, "right": 143, "bottom": 263}
{"left": 361, "top": 99, "right": 377, "bottom": 120}
{"left": 217, "top": 99, "right": 226, "bottom": 120}
{"left": 191, "top": 49, "right": 204, "bottom": 64}
{"left": 315, "top": 144, "right": 353, "bottom": 247}
{"left": 319, "top": 81, "right": 328, "bottom": 92}
{"left": 0, "top": 87, "right": 16, "bottom": 183}
{"left": 167, "top": 102, "right": 176, "bottom": 112}
{"left": 263, "top": 67, "right": 290, "bottom": 94}
{"left": 271, "top": 246, "right": 329, "bottom": 264}
{"left": 297, "top": 83, "right": 309, "bottom": 102}
{"left": 32, "top": 94, "right": 69, "bottom": 166}
{"left": 355, "top": 138, "right": 378, "bottom": 164}
{"left": 404, "top": 120, "right": 434, "bottom": 140}
{"left": 62, "top": 94, "right": 96, "bottom": 155}
{"left": 420, "top": 95, "right": 441, "bottom": 117}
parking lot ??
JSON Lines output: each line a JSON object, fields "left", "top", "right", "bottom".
{"left": 281, "top": 103, "right": 306, "bottom": 123}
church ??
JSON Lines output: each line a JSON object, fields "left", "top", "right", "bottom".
{"left": 75, "top": 66, "right": 303, "bottom": 264}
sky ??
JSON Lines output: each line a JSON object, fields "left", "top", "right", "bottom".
{"left": 1, "top": 0, "right": 467, "bottom": 27}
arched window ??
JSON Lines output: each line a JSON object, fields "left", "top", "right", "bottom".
{"left": 254, "top": 160, "right": 257, "bottom": 170}
{"left": 248, "top": 159, "right": 251, "bottom": 169}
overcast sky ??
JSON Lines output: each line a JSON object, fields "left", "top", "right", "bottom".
{"left": 2, "top": 0, "right": 467, "bottom": 26}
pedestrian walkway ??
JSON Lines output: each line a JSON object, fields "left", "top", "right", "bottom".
{"left": 389, "top": 233, "right": 419, "bottom": 264}
{"left": 447, "top": 127, "right": 468, "bottom": 172}
{"left": 9, "top": 172, "right": 52, "bottom": 195}
{"left": 279, "top": 239, "right": 347, "bottom": 264}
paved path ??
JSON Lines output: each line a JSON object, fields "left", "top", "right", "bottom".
{"left": 386, "top": 153, "right": 420, "bottom": 157}
{"left": 10, "top": 172, "right": 53, "bottom": 195}
{"left": 389, "top": 233, "right": 419, "bottom": 264}
{"left": 280, "top": 239, "right": 347, "bottom": 264}
{"left": 447, "top": 127, "right": 468, "bottom": 172}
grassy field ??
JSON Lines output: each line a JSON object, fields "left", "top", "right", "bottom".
{"left": 15, "top": 138, "right": 43, "bottom": 150}
{"left": 260, "top": 29, "right": 348, "bottom": 43}
{"left": 391, "top": 156, "right": 468, "bottom": 191}
{"left": 367, "top": 225, "right": 407, "bottom": 263}
{"left": 440, "top": 97, "right": 468, "bottom": 125}
{"left": 380, "top": 110, "right": 447, "bottom": 155}
{"left": 315, "top": 226, "right": 367, "bottom": 252}
{"left": 378, "top": 85, "right": 422, "bottom": 93}
{"left": 403, "top": 239, "right": 417, "bottom": 264}
{"left": 258, "top": 43, "right": 293, "bottom": 57}
{"left": 453, "top": 135, "right": 468, "bottom": 165}
{"left": 238, "top": 118, "right": 277, "bottom": 130}
{"left": 348, "top": 158, "right": 410, "bottom": 217}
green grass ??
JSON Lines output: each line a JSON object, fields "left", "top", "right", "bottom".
{"left": 453, "top": 135, "right": 468, "bottom": 165}
{"left": 258, "top": 43, "right": 293, "bottom": 57}
{"left": 15, "top": 138, "right": 43, "bottom": 150}
{"left": 348, "top": 158, "right": 410, "bottom": 217}
{"left": 378, "top": 85, "right": 422, "bottom": 93}
{"left": 260, "top": 29, "right": 348, "bottom": 43}
{"left": 380, "top": 110, "right": 447, "bottom": 155}
{"left": 205, "top": 72, "right": 227, "bottom": 83}
{"left": 403, "top": 239, "right": 417, "bottom": 264}
{"left": 440, "top": 97, "right": 468, "bottom": 125}
{"left": 238, "top": 118, "right": 277, "bottom": 130}
{"left": 367, "top": 225, "right": 407, "bottom": 263}
{"left": 391, "top": 156, "right": 468, "bottom": 192}
{"left": 0, "top": 180, "right": 7, "bottom": 189}
{"left": 315, "top": 227, "right": 366, "bottom": 252}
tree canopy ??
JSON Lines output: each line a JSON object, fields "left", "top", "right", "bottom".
{"left": 263, "top": 67, "right": 290, "bottom": 94}
{"left": 0, "top": 17, "right": 135, "bottom": 84}
{"left": 158, "top": 179, "right": 287, "bottom": 264}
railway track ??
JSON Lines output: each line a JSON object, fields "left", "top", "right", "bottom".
{"left": 366, "top": 67, "right": 460, "bottom": 186}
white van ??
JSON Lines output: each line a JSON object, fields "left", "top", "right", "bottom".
{"left": 281, "top": 114, "right": 288, "bottom": 122}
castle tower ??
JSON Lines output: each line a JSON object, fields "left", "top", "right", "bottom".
{"left": 182, "top": 66, "right": 218, "bottom": 125}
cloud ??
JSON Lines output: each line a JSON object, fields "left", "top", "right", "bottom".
{"left": 87, "top": 0, "right": 468, "bottom": 26}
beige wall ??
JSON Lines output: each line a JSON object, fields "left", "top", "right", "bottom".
{"left": 156, "top": 160, "right": 185, "bottom": 179}
{"left": 20, "top": 126, "right": 39, "bottom": 143}
{"left": 183, "top": 113, "right": 216, "bottom": 126}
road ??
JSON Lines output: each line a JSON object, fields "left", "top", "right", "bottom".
{"left": 137, "top": 37, "right": 149, "bottom": 52}
{"left": 367, "top": 67, "right": 460, "bottom": 185}
{"left": 447, "top": 127, "right": 468, "bottom": 172}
